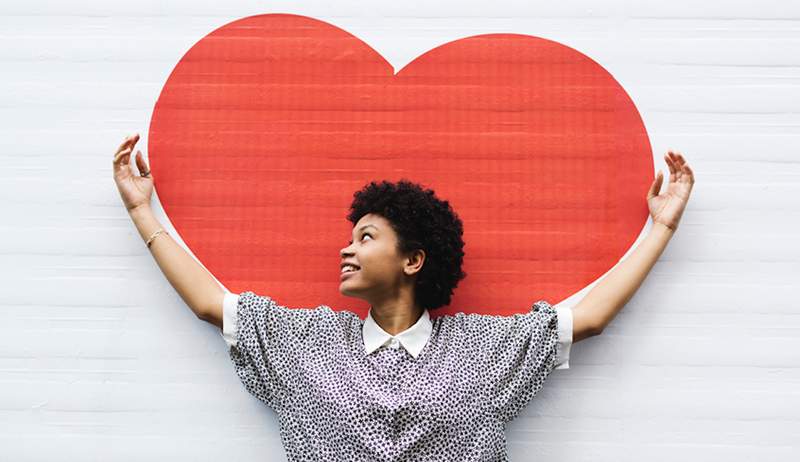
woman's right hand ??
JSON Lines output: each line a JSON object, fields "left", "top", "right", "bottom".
{"left": 112, "top": 133, "right": 154, "bottom": 212}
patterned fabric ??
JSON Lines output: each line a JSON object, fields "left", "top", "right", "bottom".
{"left": 222, "top": 291, "right": 572, "bottom": 461}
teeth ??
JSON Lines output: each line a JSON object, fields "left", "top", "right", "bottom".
{"left": 341, "top": 265, "right": 358, "bottom": 273}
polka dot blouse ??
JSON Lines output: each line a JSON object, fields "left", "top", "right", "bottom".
{"left": 220, "top": 291, "right": 573, "bottom": 461}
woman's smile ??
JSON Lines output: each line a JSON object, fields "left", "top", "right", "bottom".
{"left": 340, "top": 268, "right": 359, "bottom": 279}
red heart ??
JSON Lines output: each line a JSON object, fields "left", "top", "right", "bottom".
{"left": 149, "top": 13, "right": 653, "bottom": 318}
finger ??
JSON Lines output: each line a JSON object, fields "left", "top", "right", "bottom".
{"left": 676, "top": 154, "right": 692, "bottom": 182}
{"left": 667, "top": 149, "right": 681, "bottom": 164}
{"left": 672, "top": 151, "right": 684, "bottom": 181}
{"left": 113, "top": 149, "right": 132, "bottom": 175}
{"left": 116, "top": 134, "right": 132, "bottom": 154}
{"left": 128, "top": 133, "right": 139, "bottom": 153}
{"left": 671, "top": 151, "right": 688, "bottom": 175}
{"left": 134, "top": 150, "right": 150, "bottom": 177}
{"left": 672, "top": 151, "right": 686, "bottom": 181}
{"left": 674, "top": 151, "right": 686, "bottom": 168}
{"left": 114, "top": 147, "right": 132, "bottom": 165}
{"left": 684, "top": 163, "right": 695, "bottom": 183}
{"left": 115, "top": 132, "right": 139, "bottom": 155}
{"left": 647, "top": 171, "right": 663, "bottom": 200}
{"left": 664, "top": 152, "right": 676, "bottom": 178}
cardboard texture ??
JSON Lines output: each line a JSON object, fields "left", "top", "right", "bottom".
{"left": 148, "top": 13, "right": 653, "bottom": 318}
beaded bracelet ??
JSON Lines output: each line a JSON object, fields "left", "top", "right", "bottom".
{"left": 146, "top": 228, "right": 168, "bottom": 248}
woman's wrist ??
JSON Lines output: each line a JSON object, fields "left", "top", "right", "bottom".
{"left": 128, "top": 203, "right": 153, "bottom": 218}
{"left": 652, "top": 221, "right": 676, "bottom": 239}
{"left": 127, "top": 203, "right": 163, "bottom": 244}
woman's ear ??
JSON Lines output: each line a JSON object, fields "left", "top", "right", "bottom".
{"left": 404, "top": 249, "right": 426, "bottom": 276}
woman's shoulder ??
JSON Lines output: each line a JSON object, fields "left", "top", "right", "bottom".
{"left": 432, "top": 302, "right": 557, "bottom": 336}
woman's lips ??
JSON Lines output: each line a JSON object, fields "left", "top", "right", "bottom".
{"left": 340, "top": 269, "right": 358, "bottom": 280}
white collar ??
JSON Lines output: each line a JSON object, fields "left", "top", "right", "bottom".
{"left": 362, "top": 308, "right": 432, "bottom": 359}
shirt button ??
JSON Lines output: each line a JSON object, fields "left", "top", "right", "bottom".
{"left": 389, "top": 338, "right": 399, "bottom": 349}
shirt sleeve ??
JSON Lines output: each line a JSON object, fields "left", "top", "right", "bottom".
{"left": 554, "top": 305, "right": 573, "bottom": 370}
{"left": 222, "top": 290, "right": 329, "bottom": 412}
{"left": 482, "top": 300, "right": 566, "bottom": 424}
{"left": 220, "top": 292, "right": 241, "bottom": 348}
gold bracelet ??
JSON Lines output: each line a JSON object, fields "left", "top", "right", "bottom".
{"left": 146, "top": 228, "right": 168, "bottom": 248}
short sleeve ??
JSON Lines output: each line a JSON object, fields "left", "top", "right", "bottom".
{"left": 482, "top": 300, "right": 564, "bottom": 424}
{"left": 225, "top": 290, "right": 328, "bottom": 412}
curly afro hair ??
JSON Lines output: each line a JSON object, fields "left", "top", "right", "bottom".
{"left": 345, "top": 179, "right": 467, "bottom": 311}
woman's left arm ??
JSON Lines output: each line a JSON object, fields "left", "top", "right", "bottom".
{"left": 572, "top": 150, "right": 696, "bottom": 341}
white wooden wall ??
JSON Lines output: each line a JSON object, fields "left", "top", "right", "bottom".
{"left": 2, "top": 1, "right": 798, "bottom": 460}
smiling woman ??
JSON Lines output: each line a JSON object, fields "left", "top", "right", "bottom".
{"left": 114, "top": 134, "right": 580, "bottom": 459}
{"left": 113, "top": 131, "right": 585, "bottom": 457}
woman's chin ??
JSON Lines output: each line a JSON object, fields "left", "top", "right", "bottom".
{"left": 339, "top": 284, "right": 365, "bottom": 299}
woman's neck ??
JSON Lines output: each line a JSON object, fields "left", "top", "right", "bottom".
{"left": 370, "top": 301, "right": 425, "bottom": 335}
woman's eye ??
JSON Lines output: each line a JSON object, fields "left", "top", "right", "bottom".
{"left": 348, "top": 233, "right": 372, "bottom": 245}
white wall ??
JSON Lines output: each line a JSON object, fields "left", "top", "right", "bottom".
{"left": 1, "top": 1, "right": 798, "bottom": 460}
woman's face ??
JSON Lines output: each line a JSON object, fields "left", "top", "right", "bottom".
{"left": 339, "top": 213, "right": 420, "bottom": 301}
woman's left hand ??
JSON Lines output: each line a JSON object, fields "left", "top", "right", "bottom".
{"left": 647, "top": 149, "right": 696, "bottom": 232}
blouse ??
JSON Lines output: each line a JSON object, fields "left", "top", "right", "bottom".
{"left": 220, "top": 291, "right": 573, "bottom": 461}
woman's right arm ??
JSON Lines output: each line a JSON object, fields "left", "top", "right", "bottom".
{"left": 128, "top": 204, "right": 225, "bottom": 326}
{"left": 113, "top": 133, "right": 224, "bottom": 326}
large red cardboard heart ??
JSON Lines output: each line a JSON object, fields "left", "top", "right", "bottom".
{"left": 148, "top": 13, "right": 653, "bottom": 318}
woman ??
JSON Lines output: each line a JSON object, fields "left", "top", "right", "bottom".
{"left": 113, "top": 132, "right": 695, "bottom": 461}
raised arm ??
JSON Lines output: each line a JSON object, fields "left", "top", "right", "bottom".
{"left": 571, "top": 150, "right": 696, "bottom": 338}
{"left": 127, "top": 205, "right": 225, "bottom": 323}
{"left": 113, "top": 133, "right": 224, "bottom": 323}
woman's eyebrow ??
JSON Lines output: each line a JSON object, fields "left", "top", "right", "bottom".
{"left": 352, "top": 224, "right": 378, "bottom": 237}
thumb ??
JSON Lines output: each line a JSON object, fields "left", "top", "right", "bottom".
{"left": 647, "top": 170, "right": 663, "bottom": 200}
